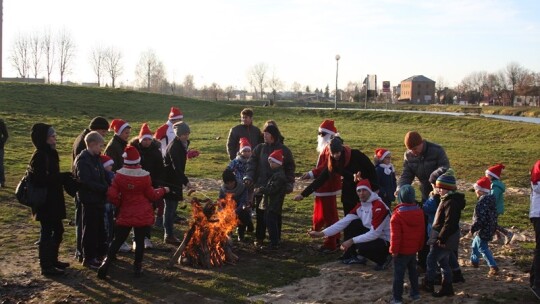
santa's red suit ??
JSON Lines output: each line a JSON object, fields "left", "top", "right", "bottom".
{"left": 308, "top": 119, "right": 341, "bottom": 251}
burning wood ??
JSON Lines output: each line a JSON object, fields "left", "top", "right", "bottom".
{"left": 169, "top": 194, "right": 239, "bottom": 268}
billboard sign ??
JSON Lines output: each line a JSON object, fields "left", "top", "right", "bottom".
{"left": 382, "top": 81, "right": 390, "bottom": 93}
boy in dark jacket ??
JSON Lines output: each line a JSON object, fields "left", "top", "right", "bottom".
{"left": 390, "top": 185, "right": 425, "bottom": 303}
{"left": 162, "top": 121, "right": 192, "bottom": 245}
{"left": 255, "top": 149, "right": 288, "bottom": 249}
{"left": 470, "top": 176, "right": 499, "bottom": 276}
{"left": 105, "top": 119, "right": 131, "bottom": 172}
{"left": 423, "top": 169, "right": 466, "bottom": 297}
{"left": 219, "top": 169, "right": 251, "bottom": 241}
{"left": 74, "top": 131, "right": 110, "bottom": 269}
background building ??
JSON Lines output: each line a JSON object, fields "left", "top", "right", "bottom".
{"left": 398, "top": 75, "right": 435, "bottom": 103}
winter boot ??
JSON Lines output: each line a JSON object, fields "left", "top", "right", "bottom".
{"left": 134, "top": 262, "right": 143, "bottom": 277}
{"left": 433, "top": 279, "right": 454, "bottom": 297}
{"left": 53, "top": 241, "right": 70, "bottom": 269}
{"left": 422, "top": 277, "right": 434, "bottom": 293}
{"left": 40, "top": 241, "right": 64, "bottom": 276}
{"left": 452, "top": 269, "right": 465, "bottom": 283}
{"left": 97, "top": 257, "right": 113, "bottom": 279}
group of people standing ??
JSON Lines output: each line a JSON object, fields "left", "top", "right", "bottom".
{"left": 15, "top": 105, "right": 540, "bottom": 301}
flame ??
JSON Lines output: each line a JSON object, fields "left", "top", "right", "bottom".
{"left": 183, "top": 193, "right": 239, "bottom": 267}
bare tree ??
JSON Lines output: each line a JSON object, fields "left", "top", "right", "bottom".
{"left": 290, "top": 81, "right": 301, "bottom": 93}
{"left": 505, "top": 62, "right": 527, "bottom": 104}
{"left": 57, "top": 29, "right": 76, "bottom": 84}
{"left": 42, "top": 29, "right": 55, "bottom": 84}
{"left": 182, "top": 74, "right": 195, "bottom": 97}
{"left": 29, "top": 32, "right": 42, "bottom": 78}
{"left": 225, "top": 86, "right": 235, "bottom": 101}
{"left": 267, "top": 69, "right": 283, "bottom": 105}
{"left": 89, "top": 46, "right": 105, "bottom": 86}
{"left": 9, "top": 33, "right": 30, "bottom": 78}
{"left": 104, "top": 47, "right": 123, "bottom": 88}
{"left": 135, "top": 50, "right": 166, "bottom": 92}
{"left": 209, "top": 82, "right": 222, "bottom": 101}
{"left": 247, "top": 63, "right": 268, "bottom": 99}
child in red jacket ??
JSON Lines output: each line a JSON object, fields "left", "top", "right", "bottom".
{"left": 97, "top": 146, "right": 169, "bottom": 279}
{"left": 390, "top": 184, "right": 425, "bottom": 304}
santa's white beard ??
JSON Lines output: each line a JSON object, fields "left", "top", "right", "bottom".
{"left": 317, "top": 134, "right": 332, "bottom": 153}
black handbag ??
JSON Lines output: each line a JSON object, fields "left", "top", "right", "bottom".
{"left": 15, "top": 171, "right": 47, "bottom": 208}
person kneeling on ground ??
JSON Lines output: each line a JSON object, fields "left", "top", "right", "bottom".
{"left": 98, "top": 146, "right": 169, "bottom": 279}
{"left": 308, "top": 179, "right": 392, "bottom": 270}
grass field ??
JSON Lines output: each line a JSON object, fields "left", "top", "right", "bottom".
{"left": 0, "top": 82, "right": 539, "bottom": 302}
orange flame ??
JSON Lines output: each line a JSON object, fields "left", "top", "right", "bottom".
{"left": 183, "top": 193, "right": 239, "bottom": 267}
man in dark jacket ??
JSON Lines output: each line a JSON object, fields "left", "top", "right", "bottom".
{"left": 130, "top": 123, "right": 164, "bottom": 248}
{"left": 71, "top": 116, "right": 108, "bottom": 261}
{"left": 0, "top": 118, "right": 8, "bottom": 187}
{"left": 28, "top": 123, "right": 71, "bottom": 276}
{"left": 162, "top": 121, "right": 192, "bottom": 245}
{"left": 226, "top": 108, "right": 262, "bottom": 160}
{"left": 74, "top": 131, "right": 110, "bottom": 269}
{"left": 244, "top": 124, "right": 295, "bottom": 247}
{"left": 398, "top": 131, "right": 450, "bottom": 201}
{"left": 295, "top": 137, "right": 379, "bottom": 215}
{"left": 105, "top": 118, "right": 131, "bottom": 172}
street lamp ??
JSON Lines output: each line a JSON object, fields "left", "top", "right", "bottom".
{"left": 335, "top": 54, "right": 340, "bottom": 110}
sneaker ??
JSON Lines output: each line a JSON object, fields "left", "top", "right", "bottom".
{"left": 531, "top": 286, "right": 540, "bottom": 300}
{"left": 488, "top": 266, "right": 499, "bottom": 276}
{"left": 165, "top": 236, "right": 181, "bottom": 245}
{"left": 410, "top": 294, "right": 421, "bottom": 302}
{"left": 374, "top": 255, "right": 393, "bottom": 271}
{"left": 341, "top": 255, "right": 367, "bottom": 265}
{"left": 505, "top": 232, "right": 514, "bottom": 245}
{"left": 83, "top": 258, "right": 101, "bottom": 270}
{"left": 119, "top": 242, "right": 131, "bottom": 253}
{"left": 389, "top": 299, "right": 402, "bottom": 304}
{"left": 144, "top": 238, "right": 153, "bottom": 249}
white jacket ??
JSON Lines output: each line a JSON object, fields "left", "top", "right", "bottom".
{"left": 530, "top": 181, "right": 540, "bottom": 218}
{"left": 323, "top": 192, "right": 390, "bottom": 244}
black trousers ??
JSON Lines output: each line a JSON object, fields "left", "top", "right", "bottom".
{"left": 107, "top": 225, "right": 148, "bottom": 265}
{"left": 344, "top": 219, "right": 390, "bottom": 265}
{"left": 255, "top": 194, "right": 266, "bottom": 241}
{"left": 39, "top": 219, "right": 64, "bottom": 268}
{"left": 81, "top": 204, "right": 107, "bottom": 260}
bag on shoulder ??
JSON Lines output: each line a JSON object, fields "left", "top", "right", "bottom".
{"left": 15, "top": 172, "right": 47, "bottom": 208}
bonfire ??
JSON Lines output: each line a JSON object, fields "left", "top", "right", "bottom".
{"left": 169, "top": 194, "right": 239, "bottom": 268}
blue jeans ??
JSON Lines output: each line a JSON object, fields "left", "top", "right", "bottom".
{"left": 164, "top": 198, "right": 178, "bottom": 237}
{"left": 393, "top": 254, "right": 420, "bottom": 301}
{"left": 426, "top": 244, "right": 452, "bottom": 282}
{"left": 0, "top": 147, "right": 5, "bottom": 184}
{"left": 471, "top": 235, "right": 497, "bottom": 267}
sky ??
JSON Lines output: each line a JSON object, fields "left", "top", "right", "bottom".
{"left": 2, "top": 0, "right": 540, "bottom": 91}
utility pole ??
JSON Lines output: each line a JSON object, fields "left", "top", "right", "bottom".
{"left": 334, "top": 54, "right": 340, "bottom": 110}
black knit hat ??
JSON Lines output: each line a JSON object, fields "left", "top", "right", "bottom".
{"left": 263, "top": 125, "right": 281, "bottom": 142}
{"left": 89, "top": 116, "right": 109, "bottom": 130}
{"left": 330, "top": 136, "right": 344, "bottom": 153}
{"left": 429, "top": 167, "right": 448, "bottom": 185}
{"left": 222, "top": 168, "right": 236, "bottom": 183}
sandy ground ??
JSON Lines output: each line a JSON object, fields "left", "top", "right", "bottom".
{"left": 249, "top": 225, "right": 535, "bottom": 304}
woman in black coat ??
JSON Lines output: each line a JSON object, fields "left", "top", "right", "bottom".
{"left": 28, "top": 123, "right": 71, "bottom": 276}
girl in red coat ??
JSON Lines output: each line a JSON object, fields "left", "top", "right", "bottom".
{"left": 98, "top": 146, "right": 169, "bottom": 279}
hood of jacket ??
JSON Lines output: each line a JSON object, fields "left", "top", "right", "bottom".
{"left": 394, "top": 203, "right": 425, "bottom": 230}
{"left": 442, "top": 191, "right": 466, "bottom": 210}
{"left": 221, "top": 180, "right": 246, "bottom": 198}
{"left": 31, "top": 123, "right": 52, "bottom": 150}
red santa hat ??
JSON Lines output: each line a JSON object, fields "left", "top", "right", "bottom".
{"left": 356, "top": 179, "right": 372, "bottom": 192}
{"left": 109, "top": 119, "right": 130, "bottom": 136}
{"left": 375, "top": 148, "right": 391, "bottom": 160}
{"left": 122, "top": 146, "right": 141, "bottom": 165}
{"left": 531, "top": 160, "right": 540, "bottom": 185}
{"left": 138, "top": 123, "right": 153, "bottom": 141}
{"left": 239, "top": 137, "right": 251, "bottom": 152}
{"left": 486, "top": 164, "right": 505, "bottom": 180}
{"left": 318, "top": 120, "right": 337, "bottom": 136}
{"left": 474, "top": 176, "right": 492, "bottom": 193}
{"left": 268, "top": 149, "right": 283, "bottom": 165}
{"left": 168, "top": 107, "right": 184, "bottom": 121}
{"left": 100, "top": 154, "right": 114, "bottom": 168}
